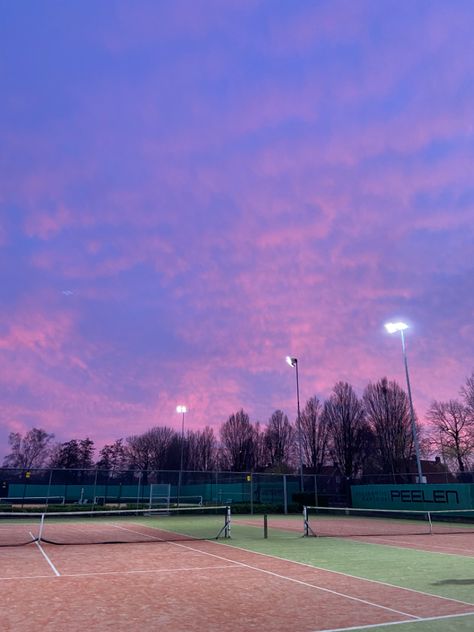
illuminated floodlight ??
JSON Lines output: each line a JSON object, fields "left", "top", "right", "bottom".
{"left": 285, "top": 355, "right": 303, "bottom": 491}
{"left": 176, "top": 405, "right": 187, "bottom": 413}
{"left": 384, "top": 322, "right": 409, "bottom": 334}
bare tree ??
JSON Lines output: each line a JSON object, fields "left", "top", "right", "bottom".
{"left": 427, "top": 400, "right": 474, "bottom": 472}
{"left": 460, "top": 372, "right": 474, "bottom": 412}
{"left": 254, "top": 422, "right": 267, "bottom": 471}
{"left": 263, "top": 410, "right": 294, "bottom": 471}
{"left": 125, "top": 426, "right": 176, "bottom": 475}
{"left": 363, "top": 377, "right": 416, "bottom": 475}
{"left": 299, "top": 396, "right": 328, "bottom": 472}
{"left": 324, "top": 382, "right": 371, "bottom": 479}
{"left": 186, "top": 427, "right": 218, "bottom": 471}
{"left": 220, "top": 409, "right": 259, "bottom": 471}
{"left": 48, "top": 438, "right": 95, "bottom": 469}
{"left": 3, "top": 428, "right": 55, "bottom": 469}
{"left": 96, "top": 439, "right": 128, "bottom": 472}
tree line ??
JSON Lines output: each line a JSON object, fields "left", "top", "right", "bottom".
{"left": 3, "top": 373, "right": 474, "bottom": 476}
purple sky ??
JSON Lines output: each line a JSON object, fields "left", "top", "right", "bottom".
{"left": 1, "top": 0, "right": 473, "bottom": 460}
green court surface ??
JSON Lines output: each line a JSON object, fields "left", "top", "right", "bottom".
{"left": 226, "top": 515, "right": 474, "bottom": 631}
{"left": 348, "top": 616, "right": 474, "bottom": 632}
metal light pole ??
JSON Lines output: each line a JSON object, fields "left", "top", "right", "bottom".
{"left": 176, "top": 405, "right": 187, "bottom": 506}
{"left": 439, "top": 430, "right": 447, "bottom": 468}
{"left": 286, "top": 356, "right": 304, "bottom": 492}
{"left": 384, "top": 322, "right": 424, "bottom": 484}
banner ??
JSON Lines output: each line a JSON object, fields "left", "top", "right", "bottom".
{"left": 351, "top": 483, "right": 474, "bottom": 511}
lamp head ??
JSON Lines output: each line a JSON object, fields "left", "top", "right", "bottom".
{"left": 384, "top": 322, "right": 409, "bottom": 334}
{"left": 286, "top": 356, "right": 297, "bottom": 367}
{"left": 176, "top": 405, "right": 187, "bottom": 414}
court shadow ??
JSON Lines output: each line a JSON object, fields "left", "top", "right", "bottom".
{"left": 432, "top": 579, "right": 474, "bottom": 585}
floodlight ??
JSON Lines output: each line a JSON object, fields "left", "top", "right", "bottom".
{"left": 384, "top": 322, "right": 409, "bottom": 334}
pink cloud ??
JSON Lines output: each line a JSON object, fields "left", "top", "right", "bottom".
{"left": 23, "top": 204, "right": 74, "bottom": 240}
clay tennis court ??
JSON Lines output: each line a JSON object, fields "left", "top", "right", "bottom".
{"left": 1, "top": 517, "right": 474, "bottom": 632}
{"left": 235, "top": 514, "right": 474, "bottom": 557}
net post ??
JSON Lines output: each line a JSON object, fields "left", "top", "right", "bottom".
{"left": 38, "top": 512, "right": 45, "bottom": 543}
{"left": 303, "top": 505, "right": 317, "bottom": 537}
{"left": 225, "top": 505, "right": 231, "bottom": 538}
{"left": 215, "top": 505, "right": 232, "bottom": 539}
{"left": 427, "top": 511, "right": 433, "bottom": 535}
{"left": 263, "top": 514, "right": 268, "bottom": 539}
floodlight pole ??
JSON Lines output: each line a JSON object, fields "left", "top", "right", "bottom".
{"left": 176, "top": 406, "right": 187, "bottom": 506}
{"left": 399, "top": 329, "right": 424, "bottom": 484}
{"left": 287, "top": 357, "right": 304, "bottom": 492}
{"left": 385, "top": 323, "right": 424, "bottom": 484}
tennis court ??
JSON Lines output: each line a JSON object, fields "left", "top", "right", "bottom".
{"left": 1, "top": 507, "right": 473, "bottom": 631}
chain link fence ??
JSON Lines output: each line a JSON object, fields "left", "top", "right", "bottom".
{"left": 1, "top": 467, "right": 472, "bottom": 511}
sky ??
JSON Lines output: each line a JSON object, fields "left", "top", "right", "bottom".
{"left": 1, "top": 0, "right": 473, "bottom": 461}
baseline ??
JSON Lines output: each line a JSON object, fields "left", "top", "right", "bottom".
{"left": 317, "top": 611, "right": 474, "bottom": 632}
{"left": 350, "top": 535, "right": 474, "bottom": 557}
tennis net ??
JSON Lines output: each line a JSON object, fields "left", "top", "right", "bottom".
{"left": 303, "top": 506, "right": 474, "bottom": 538}
{"left": 0, "top": 505, "right": 231, "bottom": 547}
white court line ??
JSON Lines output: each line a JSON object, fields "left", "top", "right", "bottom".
{"left": 316, "top": 610, "right": 474, "bottom": 632}
{"left": 0, "top": 565, "right": 242, "bottom": 581}
{"left": 343, "top": 536, "right": 474, "bottom": 562}
{"left": 61, "top": 564, "right": 243, "bottom": 578}
{"left": 350, "top": 535, "right": 474, "bottom": 556}
{"left": 30, "top": 532, "right": 60, "bottom": 577}
{"left": 0, "top": 574, "right": 56, "bottom": 581}
{"left": 111, "top": 522, "right": 165, "bottom": 541}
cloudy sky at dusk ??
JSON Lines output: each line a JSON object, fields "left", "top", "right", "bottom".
{"left": 1, "top": 0, "right": 473, "bottom": 459}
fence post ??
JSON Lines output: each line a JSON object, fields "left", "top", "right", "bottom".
{"left": 250, "top": 473, "right": 254, "bottom": 515}
{"left": 92, "top": 467, "right": 98, "bottom": 510}
{"left": 136, "top": 472, "right": 142, "bottom": 508}
{"left": 283, "top": 474, "right": 288, "bottom": 514}
{"left": 46, "top": 469, "right": 53, "bottom": 510}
